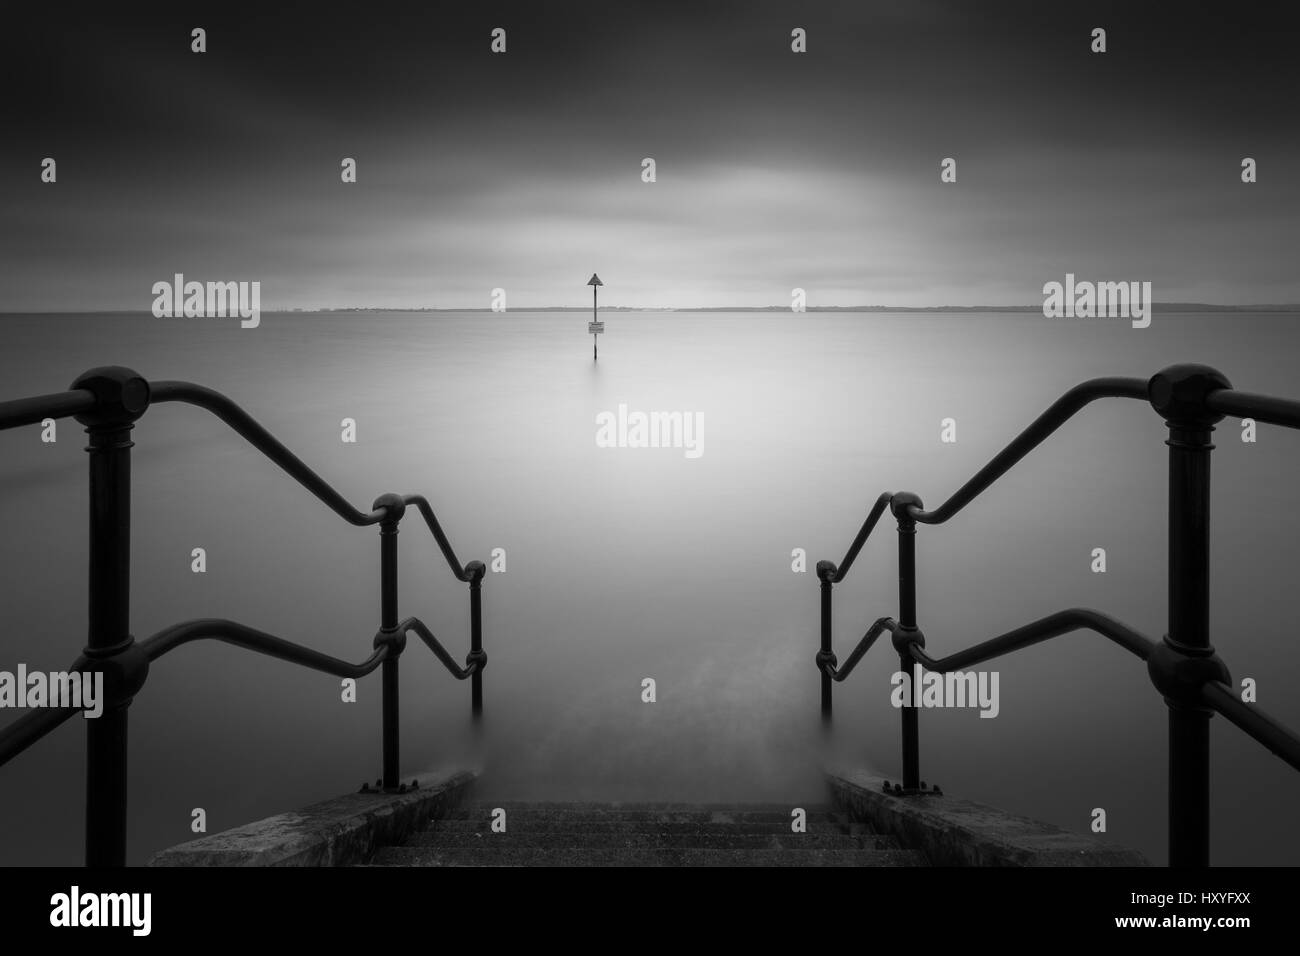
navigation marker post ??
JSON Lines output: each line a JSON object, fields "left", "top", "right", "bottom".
{"left": 587, "top": 273, "right": 605, "bottom": 360}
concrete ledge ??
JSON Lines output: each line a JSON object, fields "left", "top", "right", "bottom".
{"left": 827, "top": 767, "right": 1149, "bottom": 867}
{"left": 150, "top": 769, "right": 477, "bottom": 867}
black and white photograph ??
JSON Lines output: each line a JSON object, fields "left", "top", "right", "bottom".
{"left": 1, "top": 0, "right": 1296, "bottom": 938}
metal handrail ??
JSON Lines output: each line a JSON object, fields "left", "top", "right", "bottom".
{"left": 906, "top": 377, "right": 1148, "bottom": 525}
{"left": 822, "top": 608, "right": 1155, "bottom": 683}
{"left": 1199, "top": 681, "right": 1300, "bottom": 772}
{"left": 139, "top": 618, "right": 392, "bottom": 674}
{"left": 825, "top": 493, "right": 893, "bottom": 584}
{"left": 149, "top": 380, "right": 387, "bottom": 526}
{"left": 0, "top": 366, "right": 488, "bottom": 867}
{"left": 819, "top": 377, "right": 1148, "bottom": 583}
{"left": 0, "top": 388, "right": 97, "bottom": 430}
{"left": 899, "top": 608, "right": 1157, "bottom": 670}
{"left": 816, "top": 364, "right": 1300, "bottom": 868}
{"left": 400, "top": 616, "right": 486, "bottom": 679}
{"left": 819, "top": 617, "right": 894, "bottom": 682}
{"left": 1206, "top": 388, "right": 1300, "bottom": 429}
{"left": 403, "top": 495, "right": 479, "bottom": 582}
{"left": 0, "top": 706, "right": 81, "bottom": 768}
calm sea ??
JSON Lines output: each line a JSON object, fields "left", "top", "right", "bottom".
{"left": 1, "top": 310, "right": 1298, "bottom": 865}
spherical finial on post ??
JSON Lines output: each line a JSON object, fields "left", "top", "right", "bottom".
{"left": 372, "top": 493, "right": 406, "bottom": 525}
{"left": 70, "top": 367, "right": 150, "bottom": 427}
{"left": 890, "top": 491, "right": 924, "bottom": 525}
{"left": 1147, "top": 364, "right": 1232, "bottom": 426}
{"left": 464, "top": 559, "right": 487, "bottom": 584}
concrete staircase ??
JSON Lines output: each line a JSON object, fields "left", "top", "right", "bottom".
{"left": 150, "top": 770, "right": 1148, "bottom": 867}
{"left": 366, "top": 802, "right": 929, "bottom": 866}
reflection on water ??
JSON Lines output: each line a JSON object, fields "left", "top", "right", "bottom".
{"left": 1, "top": 310, "right": 1299, "bottom": 865}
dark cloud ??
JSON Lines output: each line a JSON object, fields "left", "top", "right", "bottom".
{"left": 2, "top": 1, "right": 1297, "bottom": 309}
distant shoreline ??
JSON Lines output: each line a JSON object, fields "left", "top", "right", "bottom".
{"left": 5, "top": 304, "right": 1299, "bottom": 316}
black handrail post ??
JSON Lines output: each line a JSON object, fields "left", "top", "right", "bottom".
{"left": 465, "top": 560, "right": 487, "bottom": 719}
{"left": 891, "top": 493, "right": 924, "bottom": 793}
{"left": 373, "top": 494, "right": 407, "bottom": 792}
{"left": 71, "top": 368, "right": 151, "bottom": 867}
{"left": 816, "top": 561, "right": 837, "bottom": 723}
{"left": 1146, "top": 365, "right": 1232, "bottom": 868}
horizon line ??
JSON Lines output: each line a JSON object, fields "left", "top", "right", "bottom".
{"left": 5, "top": 302, "right": 1300, "bottom": 315}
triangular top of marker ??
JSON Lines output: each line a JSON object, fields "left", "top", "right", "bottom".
{"left": 587, "top": 273, "right": 603, "bottom": 286}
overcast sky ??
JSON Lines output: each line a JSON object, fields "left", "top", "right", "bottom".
{"left": 2, "top": 1, "right": 1297, "bottom": 310}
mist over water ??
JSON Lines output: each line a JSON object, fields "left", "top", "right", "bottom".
{"left": 1, "top": 310, "right": 1299, "bottom": 865}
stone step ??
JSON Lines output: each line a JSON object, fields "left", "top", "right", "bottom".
{"left": 412, "top": 830, "right": 901, "bottom": 850}
{"left": 438, "top": 808, "right": 850, "bottom": 827}
{"left": 363, "top": 798, "right": 923, "bottom": 867}
{"left": 369, "top": 846, "right": 928, "bottom": 867}
{"left": 468, "top": 802, "right": 838, "bottom": 812}
{"left": 427, "top": 818, "right": 857, "bottom": 836}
